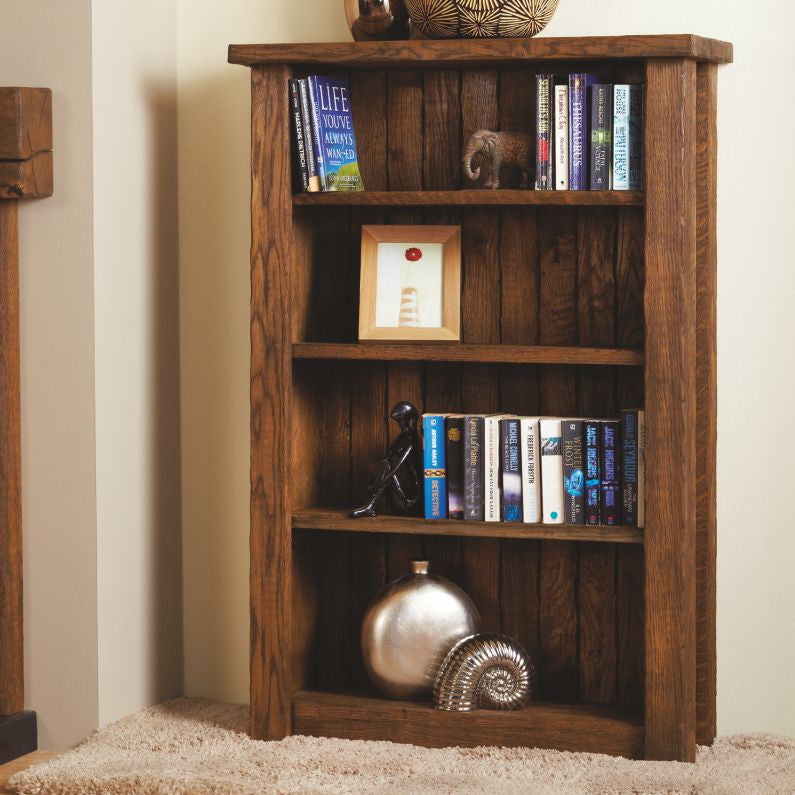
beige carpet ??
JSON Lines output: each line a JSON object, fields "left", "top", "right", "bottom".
{"left": 8, "top": 699, "right": 795, "bottom": 794}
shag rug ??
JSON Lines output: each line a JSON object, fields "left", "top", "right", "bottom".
{"left": 9, "top": 699, "right": 795, "bottom": 794}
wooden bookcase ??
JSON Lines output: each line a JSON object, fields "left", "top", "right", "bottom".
{"left": 229, "top": 34, "right": 731, "bottom": 762}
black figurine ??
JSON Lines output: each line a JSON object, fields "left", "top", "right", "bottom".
{"left": 351, "top": 401, "right": 422, "bottom": 518}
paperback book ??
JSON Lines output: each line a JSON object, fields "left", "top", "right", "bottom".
{"left": 584, "top": 420, "right": 600, "bottom": 526}
{"left": 554, "top": 84, "right": 569, "bottom": 190}
{"left": 296, "top": 79, "right": 321, "bottom": 192}
{"left": 446, "top": 416, "right": 465, "bottom": 521}
{"left": 621, "top": 409, "right": 639, "bottom": 526}
{"left": 484, "top": 415, "right": 507, "bottom": 522}
{"left": 535, "top": 74, "right": 554, "bottom": 190}
{"left": 590, "top": 84, "right": 613, "bottom": 190}
{"left": 569, "top": 73, "right": 597, "bottom": 190}
{"left": 500, "top": 418, "right": 523, "bottom": 522}
{"left": 520, "top": 418, "right": 541, "bottom": 523}
{"left": 463, "top": 415, "right": 485, "bottom": 521}
{"left": 288, "top": 80, "right": 309, "bottom": 192}
{"left": 600, "top": 420, "right": 621, "bottom": 525}
{"left": 562, "top": 420, "right": 585, "bottom": 524}
{"left": 540, "top": 418, "right": 564, "bottom": 524}
{"left": 422, "top": 414, "right": 447, "bottom": 520}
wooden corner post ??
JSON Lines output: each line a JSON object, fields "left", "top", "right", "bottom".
{"left": 249, "top": 65, "right": 294, "bottom": 741}
{"left": 0, "top": 86, "right": 52, "bottom": 762}
{"left": 643, "top": 59, "right": 698, "bottom": 762}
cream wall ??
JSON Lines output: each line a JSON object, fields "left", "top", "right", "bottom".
{"left": 178, "top": 0, "right": 795, "bottom": 736}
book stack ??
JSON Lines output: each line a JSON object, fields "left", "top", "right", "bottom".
{"left": 422, "top": 411, "right": 645, "bottom": 527}
{"left": 535, "top": 75, "right": 643, "bottom": 191}
{"left": 288, "top": 76, "right": 364, "bottom": 193}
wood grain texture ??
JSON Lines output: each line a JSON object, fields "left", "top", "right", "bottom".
{"left": 292, "top": 692, "right": 644, "bottom": 757}
{"left": 0, "top": 151, "right": 52, "bottom": 200}
{"left": 293, "top": 190, "right": 644, "bottom": 207}
{"left": 695, "top": 62, "right": 718, "bottom": 747}
{"left": 0, "top": 201, "right": 22, "bottom": 716}
{"left": 229, "top": 35, "right": 733, "bottom": 67}
{"left": 643, "top": 58, "right": 698, "bottom": 762}
{"left": 249, "top": 65, "right": 294, "bottom": 741}
{"left": 0, "top": 89, "right": 52, "bottom": 160}
{"left": 349, "top": 72, "right": 387, "bottom": 192}
{"left": 387, "top": 72, "right": 423, "bottom": 190}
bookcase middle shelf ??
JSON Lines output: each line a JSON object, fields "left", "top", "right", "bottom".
{"left": 292, "top": 508, "right": 644, "bottom": 545}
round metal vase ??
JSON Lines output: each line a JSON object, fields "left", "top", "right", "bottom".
{"left": 344, "top": 0, "right": 412, "bottom": 41}
{"left": 361, "top": 560, "right": 481, "bottom": 699}
{"left": 434, "top": 633, "right": 533, "bottom": 711}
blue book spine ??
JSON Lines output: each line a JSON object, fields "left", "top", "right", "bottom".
{"left": 628, "top": 86, "right": 643, "bottom": 190}
{"left": 562, "top": 420, "right": 585, "bottom": 524}
{"left": 613, "top": 85, "right": 631, "bottom": 190}
{"left": 307, "top": 75, "right": 364, "bottom": 192}
{"left": 423, "top": 414, "right": 447, "bottom": 519}
{"left": 306, "top": 76, "right": 327, "bottom": 189}
{"left": 621, "top": 410, "right": 639, "bottom": 526}
{"left": 600, "top": 421, "right": 621, "bottom": 525}
{"left": 568, "top": 73, "right": 596, "bottom": 190}
{"left": 584, "top": 421, "right": 601, "bottom": 526}
{"left": 500, "top": 419, "right": 522, "bottom": 522}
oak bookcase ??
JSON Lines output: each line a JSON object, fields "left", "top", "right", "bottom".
{"left": 229, "top": 34, "right": 732, "bottom": 762}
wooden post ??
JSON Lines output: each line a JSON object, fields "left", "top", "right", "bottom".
{"left": 249, "top": 66, "right": 294, "bottom": 741}
{"left": 643, "top": 59, "right": 698, "bottom": 762}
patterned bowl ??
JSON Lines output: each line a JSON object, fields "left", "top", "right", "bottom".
{"left": 404, "top": 0, "right": 559, "bottom": 39}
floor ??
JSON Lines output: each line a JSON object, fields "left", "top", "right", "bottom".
{"left": 0, "top": 753, "right": 55, "bottom": 793}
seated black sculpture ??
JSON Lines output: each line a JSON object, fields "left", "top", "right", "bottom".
{"left": 351, "top": 401, "right": 422, "bottom": 518}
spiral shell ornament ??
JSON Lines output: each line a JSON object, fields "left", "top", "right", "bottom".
{"left": 433, "top": 633, "right": 533, "bottom": 711}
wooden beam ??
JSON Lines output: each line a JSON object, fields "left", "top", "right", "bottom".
{"left": 0, "top": 152, "right": 53, "bottom": 200}
{"left": 0, "top": 89, "right": 52, "bottom": 200}
{"left": 643, "top": 58, "right": 698, "bottom": 762}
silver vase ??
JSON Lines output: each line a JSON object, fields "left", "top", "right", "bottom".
{"left": 361, "top": 560, "right": 481, "bottom": 699}
{"left": 344, "top": 0, "right": 412, "bottom": 42}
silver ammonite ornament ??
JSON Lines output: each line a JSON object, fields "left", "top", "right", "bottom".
{"left": 433, "top": 633, "right": 533, "bottom": 711}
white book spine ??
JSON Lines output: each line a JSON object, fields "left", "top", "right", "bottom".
{"left": 637, "top": 410, "right": 645, "bottom": 528}
{"left": 520, "top": 418, "right": 541, "bottom": 523}
{"left": 613, "top": 85, "right": 630, "bottom": 190}
{"left": 554, "top": 85, "right": 569, "bottom": 190}
{"left": 540, "top": 419, "right": 564, "bottom": 524}
{"left": 484, "top": 417, "right": 501, "bottom": 522}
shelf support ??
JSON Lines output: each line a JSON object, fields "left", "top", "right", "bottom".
{"left": 643, "top": 59, "right": 698, "bottom": 762}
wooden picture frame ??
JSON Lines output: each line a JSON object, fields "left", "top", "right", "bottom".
{"left": 358, "top": 225, "right": 461, "bottom": 342}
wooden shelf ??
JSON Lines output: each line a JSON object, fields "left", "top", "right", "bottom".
{"left": 293, "top": 343, "right": 644, "bottom": 366}
{"left": 292, "top": 691, "right": 644, "bottom": 757}
{"left": 293, "top": 508, "right": 644, "bottom": 545}
{"left": 294, "top": 190, "right": 644, "bottom": 207}
{"left": 230, "top": 35, "right": 733, "bottom": 67}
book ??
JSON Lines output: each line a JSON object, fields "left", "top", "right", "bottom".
{"left": 569, "top": 73, "right": 596, "bottom": 190}
{"left": 520, "top": 418, "right": 541, "bottom": 524}
{"left": 484, "top": 415, "right": 507, "bottom": 522}
{"left": 500, "top": 418, "right": 523, "bottom": 522}
{"left": 600, "top": 420, "right": 621, "bottom": 525}
{"left": 288, "top": 80, "right": 309, "bottom": 192}
{"left": 554, "top": 84, "right": 569, "bottom": 190}
{"left": 621, "top": 409, "right": 639, "bottom": 526}
{"left": 540, "top": 418, "right": 564, "bottom": 524}
{"left": 296, "top": 79, "right": 321, "bottom": 192}
{"left": 307, "top": 75, "right": 364, "bottom": 192}
{"left": 535, "top": 74, "right": 554, "bottom": 190}
{"left": 584, "top": 420, "right": 601, "bottom": 526}
{"left": 445, "top": 415, "right": 465, "bottom": 520}
{"left": 463, "top": 415, "right": 485, "bottom": 521}
{"left": 422, "top": 414, "right": 447, "bottom": 519}
{"left": 590, "top": 84, "right": 613, "bottom": 190}
{"left": 562, "top": 420, "right": 585, "bottom": 524}
{"left": 637, "top": 410, "right": 646, "bottom": 528}
{"left": 628, "top": 85, "right": 643, "bottom": 191}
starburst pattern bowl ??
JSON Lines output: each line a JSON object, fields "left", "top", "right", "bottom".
{"left": 405, "top": 0, "right": 559, "bottom": 39}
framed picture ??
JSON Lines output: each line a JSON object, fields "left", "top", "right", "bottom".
{"left": 358, "top": 225, "right": 461, "bottom": 342}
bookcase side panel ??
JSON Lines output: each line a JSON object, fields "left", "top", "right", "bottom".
{"left": 643, "top": 57, "right": 698, "bottom": 762}
{"left": 250, "top": 64, "right": 295, "bottom": 741}
{"left": 695, "top": 62, "right": 718, "bottom": 747}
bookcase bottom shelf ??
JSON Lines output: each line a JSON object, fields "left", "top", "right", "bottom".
{"left": 291, "top": 691, "right": 644, "bottom": 757}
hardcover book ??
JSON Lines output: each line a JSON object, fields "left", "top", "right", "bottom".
{"left": 288, "top": 79, "right": 309, "bottom": 192}
{"left": 613, "top": 85, "right": 631, "bottom": 191}
{"left": 590, "top": 84, "right": 613, "bottom": 190}
{"left": 296, "top": 79, "right": 321, "bottom": 192}
{"left": 484, "top": 415, "right": 508, "bottom": 522}
{"left": 423, "top": 414, "right": 447, "bottom": 520}
{"left": 569, "top": 73, "right": 597, "bottom": 190}
{"left": 520, "top": 418, "right": 541, "bottom": 524}
{"left": 500, "top": 418, "right": 523, "bottom": 522}
{"left": 307, "top": 75, "right": 364, "bottom": 192}
{"left": 621, "top": 409, "right": 639, "bottom": 526}
{"left": 540, "top": 418, "right": 564, "bottom": 524}
{"left": 554, "top": 84, "right": 569, "bottom": 190}
{"left": 445, "top": 416, "right": 465, "bottom": 520}
{"left": 600, "top": 420, "right": 621, "bottom": 525}
{"left": 636, "top": 410, "right": 646, "bottom": 528}
{"left": 584, "top": 420, "right": 601, "bottom": 526}
{"left": 535, "top": 74, "right": 554, "bottom": 190}
{"left": 463, "top": 415, "right": 485, "bottom": 521}
{"left": 562, "top": 420, "right": 585, "bottom": 524}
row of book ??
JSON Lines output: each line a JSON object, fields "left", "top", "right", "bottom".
{"left": 422, "top": 412, "right": 645, "bottom": 527}
{"left": 288, "top": 76, "right": 364, "bottom": 193}
{"left": 535, "top": 74, "right": 643, "bottom": 191}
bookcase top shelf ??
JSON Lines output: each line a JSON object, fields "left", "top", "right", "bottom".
{"left": 229, "top": 34, "right": 732, "bottom": 68}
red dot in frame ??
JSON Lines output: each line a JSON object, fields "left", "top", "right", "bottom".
{"left": 405, "top": 247, "right": 423, "bottom": 262}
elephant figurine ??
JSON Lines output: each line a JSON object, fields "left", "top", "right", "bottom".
{"left": 462, "top": 129, "right": 533, "bottom": 189}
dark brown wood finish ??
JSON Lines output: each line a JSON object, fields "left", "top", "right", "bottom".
{"left": 249, "top": 65, "right": 294, "bottom": 740}
{"left": 0, "top": 89, "right": 52, "bottom": 200}
{"left": 643, "top": 58, "right": 698, "bottom": 762}
{"left": 695, "top": 63, "right": 718, "bottom": 746}
{"left": 229, "top": 35, "right": 733, "bottom": 67}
